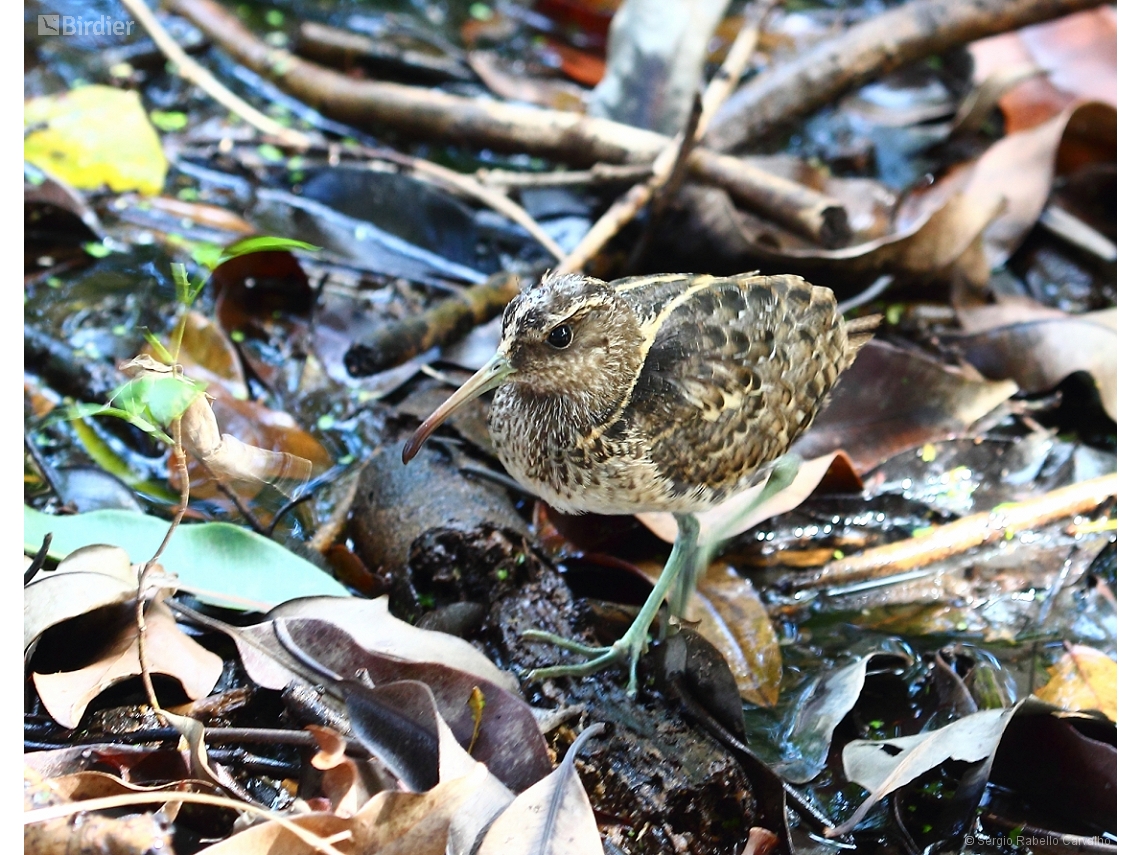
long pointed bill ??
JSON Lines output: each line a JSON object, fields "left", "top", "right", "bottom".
{"left": 402, "top": 352, "right": 515, "bottom": 463}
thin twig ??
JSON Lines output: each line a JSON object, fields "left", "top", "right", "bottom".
{"left": 477, "top": 163, "right": 655, "bottom": 190}
{"left": 325, "top": 142, "right": 566, "bottom": 261}
{"left": 135, "top": 415, "right": 191, "bottom": 719}
{"left": 787, "top": 473, "right": 1117, "bottom": 593}
{"left": 118, "top": 0, "right": 310, "bottom": 148}
{"left": 553, "top": 0, "right": 772, "bottom": 275}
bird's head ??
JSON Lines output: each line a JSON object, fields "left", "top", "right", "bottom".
{"left": 402, "top": 272, "right": 643, "bottom": 463}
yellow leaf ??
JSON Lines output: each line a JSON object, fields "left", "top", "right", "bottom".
{"left": 1034, "top": 644, "right": 1116, "bottom": 721}
{"left": 25, "top": 85, "right": 167, "bottom": 194}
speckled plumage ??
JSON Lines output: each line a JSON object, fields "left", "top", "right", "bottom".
{"left": 478, "top": 271, "right": 872, "bottom": 515}
{"left": 402, "top": 270, "right": 877, "bottom": 693}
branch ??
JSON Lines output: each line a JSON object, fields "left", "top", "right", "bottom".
{"left": 120, "top": 0, "right": 309, "bottom": 148}
{"left": 784, "top": 473, "right": 1116, "bottom": 593}
{"left": 706, "top": 0, "right": 1107, "bottom": 151}
{"left": 163, "top": 0, "right": 848, "bottom": 246}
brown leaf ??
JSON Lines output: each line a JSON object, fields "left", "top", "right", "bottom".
{"left": 23, "top": 766, "right": 177, "bottom": 855}
{"left": 672, "top": 183, "right": 1003, "bottom": 289}
{"left": 476, "top": 723, "right": 604, "bottom": 855}
{"left": 258, "top": 595, "right": 518, "bottom": 694}
{"left": 790, "top": 341, "right": 1018, "bottom": 474}
{"left": 211, "top": 250, "right": 314, "bottom": 333}
{"left": 173, "top": 310, "right": 246, "bottom": 393}
{"left": 949, "top": 309, "right": 1116, "bottom": 420}
{"left": 688, "top": 561, "right": 782, "bottom": 708}
{"left": 907, "top": 101, "right": 1116, "bottom": 269}
{"left": 178, "top": 390, "right": 329, "bottom": 500}
{"left": 266, "top": 619, "right": 551, "bottom": 793}
{"left": 1034, "top": 644, "right": 1116, "bottom": 721}
{"left": 33, "top": 597, "right": 223, "bottom": 729}
{"left": 197, "top": 764, "right": 497, "bottom": 855}
{"left": 968, "top": 7, "right": 1116, "bottom": 132}
{"left": 24, "top": 544, "right": 138, "bottom": 650}
{"left": 630, "top": 558, "right": 781, "bottom": 707}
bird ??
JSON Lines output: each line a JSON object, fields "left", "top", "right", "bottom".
{"left": 402, "top": 271, "right": 877, "bottom": 694}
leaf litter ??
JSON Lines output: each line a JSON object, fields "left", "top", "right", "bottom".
{"left": 23, "top": 1, "right": 1117, "bottom": 853}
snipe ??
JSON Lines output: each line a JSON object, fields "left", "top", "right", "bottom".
{"left": 403, "top": 271, "right": 877, "bottom": 694}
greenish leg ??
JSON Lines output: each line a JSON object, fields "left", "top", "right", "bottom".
{"left": 523, "top": 514, "right": 701, "bottom": 696}
{"left": 669, "top": 454, "right": 802, "bottom": 624}
{"left": 523, "top": 454, "right": 803, "bottom": 696}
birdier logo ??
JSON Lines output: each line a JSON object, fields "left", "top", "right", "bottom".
{"left": 37, "top": 14, "right": 135, "bottom": 36}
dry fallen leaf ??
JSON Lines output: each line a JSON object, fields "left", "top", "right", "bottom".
{"left": 196, "top": 764, "right": 499, "bottom": 855}
{"left": 968, "top": 6, "right": 1116, "bottom": 132}
{"left": 33, "top": 596, "right": 223, "bottom": 729}
{"left": 1034, "top": 644, "right": 1116, "bottom": 721}
{"left": 244, "top": 595, "right": 518, "bottom": 695}
{"left": 903, "top": 100, "right": 1117, "bottom": 269}
{"left": 24, "top": 544, "right": 138, "bottom": 651}
{"left": 475, "top": 723, "right": 604, "bottom": 855}
{"left": 950, "top": 308, "right": 1116, "bottom": 421}
{"left": 791, "top": 341, "right": 1019, "bottom": 474}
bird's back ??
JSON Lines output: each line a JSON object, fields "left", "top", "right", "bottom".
{"left": 607, "top": 272, "right": 871, "bottom": 509}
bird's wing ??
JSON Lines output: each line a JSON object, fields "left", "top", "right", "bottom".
{"left": 617, "top": 273, "right": 847, "bottom": 497}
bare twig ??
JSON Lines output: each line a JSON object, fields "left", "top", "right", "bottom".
{"left": 786, "top": 473, "right": 1117, "bottom": 593}
{"left": 135, "top": 415, "right": 191, "bottom": 720}
{"left": 164, "top": 0, "right": 848, "bottom": 246}
{"left": 554, "top": 0, "right": 772, "bottom": 275}
{"left": 118, "top": 0, "right": 309, "bottom": 147}
{"left": 344, "top": 269, "right": 529, "bottom": 376}
{"left": 477, "top": 163, "right": 655, "bottom": 191}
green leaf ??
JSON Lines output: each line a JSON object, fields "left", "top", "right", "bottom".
{"left": 110, "top": 374, "right": 207, "bottom": 426}
{"left": 67, "top": 401, "right": 171, "bottom": 444}
{"left": 24, "top": 85, "right": 167, "bottom": 194}
{"left": 149, "top": 110, "right": 188, "bottom": 132}
{"left": 24, "top": 506, "right": 350, "bottom": 609}
{"left": 213, "top": 235, "right": 321, "bottom": 269}
{"left": 144, "top": 375, "right": 208, "bottom": 424}
{"left": 71, "top": 414, "right": 179, "bottom": 502}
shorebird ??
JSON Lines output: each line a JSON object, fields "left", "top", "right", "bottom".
{"left": 403, "top": 271, "right": 877, "bottom": 694}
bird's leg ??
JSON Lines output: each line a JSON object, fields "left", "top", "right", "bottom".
{"left": 521, "top": 456, "right": 804, "bottom": 695}
{"left": 669, "top": 453, "right": 803, "bottom": 624}
{"left": 523, "top": 514, "right": 701, "bottom": 696}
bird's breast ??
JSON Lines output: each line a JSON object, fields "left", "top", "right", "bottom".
{"left": 488, "top": 385, "right": 683, "bottom": 515}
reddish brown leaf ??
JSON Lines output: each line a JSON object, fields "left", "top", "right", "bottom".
{"left": 950, "top": 309, "right": 1116, "bottom": 420}
{"left": 791, "top": 341, "right": 1018, "bottom": 474}
{"left": 969, "top": 7, "right": 1116, "bottom": 132}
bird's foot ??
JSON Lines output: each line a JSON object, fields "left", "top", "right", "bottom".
{"left": 521, "top": 629, "right": 645, "bottom": 695}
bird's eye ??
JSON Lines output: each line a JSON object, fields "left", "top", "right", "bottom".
{"left": 546, "top": 323, "right": 573, "bottom": 349}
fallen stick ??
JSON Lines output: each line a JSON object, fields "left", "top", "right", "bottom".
{"left": 343, "top": 269, "right": 527, "bottom": 377}
{"left": 555, "top": 0, "right": 771, "bottom": 275}
{"left": 785, "top": 473, "right": 1117, "bottom": 593}
{"left": 706, "top": 0, "right": 1107, "bottom": 152}
{"left": 164, "top": 0, "right": 849, "bottom": 246}
{"left": 345, "top": 0, "right": 771, "bottom": 374}
{"left": 120, "top": 0, "right": 308, "bottom": 147}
